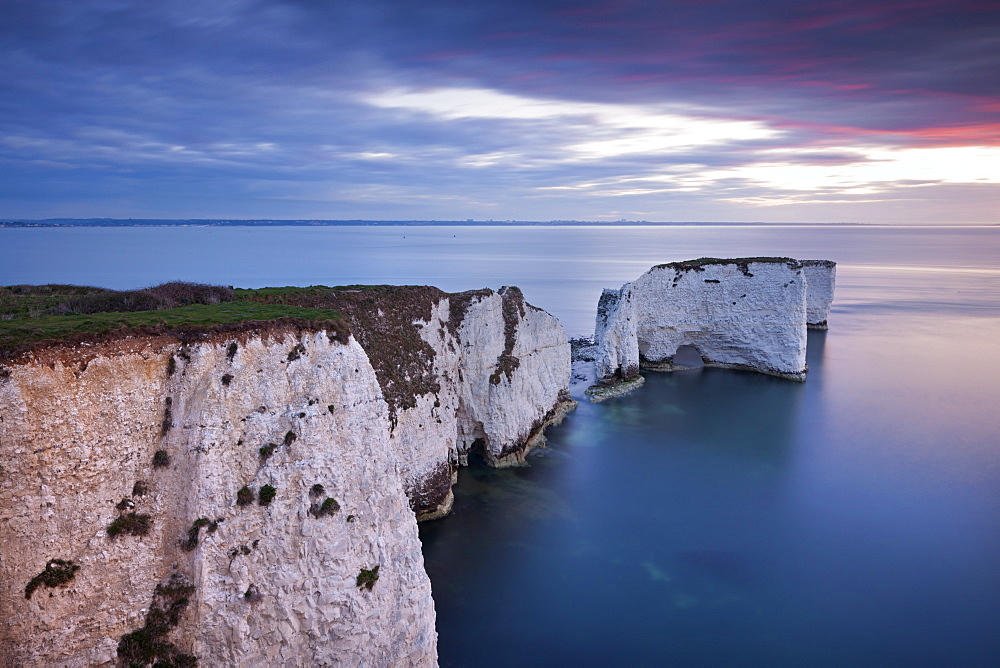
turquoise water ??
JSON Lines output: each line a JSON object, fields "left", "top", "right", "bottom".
{"left": 3, "top": 225, "right": 999, "bottom": 664}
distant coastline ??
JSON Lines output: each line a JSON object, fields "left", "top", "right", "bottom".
{"left": 2, "top": 219, "right": 995, "bottom": 228}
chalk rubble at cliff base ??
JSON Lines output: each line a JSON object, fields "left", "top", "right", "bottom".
{"left": 591, "top": 258, "right": 835, "bottom": 395}
{"left": 0, "top": 285, "right": 572, "bottom": 666}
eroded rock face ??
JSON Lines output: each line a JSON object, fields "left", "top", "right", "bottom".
{"left": 241, "top": 286, "right": 573, "bottom": 521}
{"left": 390, "top": 286, "right": 574, "bottom": 519}
{"left": 0, "top": 285, "right": 573, "bottom": 666}
{"left": 0, "top": 332, "right": 436, "bottom": 666}
{"left": 594, "top": 258, "right": 835, "bottom": 384}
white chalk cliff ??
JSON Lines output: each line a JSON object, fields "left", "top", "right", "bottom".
{"left": 0, "top": 286, "right": 572, "bottom": 666}
{"left": 801, "top": 260, "right": 837, "bottom": 330}
{"left": 594, "top": 258, "right": 835, "bottom": 384}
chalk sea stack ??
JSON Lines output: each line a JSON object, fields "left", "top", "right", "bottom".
{"left": 591, "top": 258, "right": 835, "bottom": 396}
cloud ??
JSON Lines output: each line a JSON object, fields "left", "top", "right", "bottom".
{"left": 363, "top": 87, "right": 778, "bottom": 160}
{"left": 0, "top": 0, "right": 998, "bottom": 221}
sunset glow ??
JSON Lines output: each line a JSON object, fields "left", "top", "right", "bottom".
{"left": 1, "top": 0, "right": 998, "bottom": 222}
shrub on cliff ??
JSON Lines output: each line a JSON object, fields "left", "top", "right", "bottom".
{"left": 141, "top": 281, "right": 235, "bottom": 307}
{"left": 258, "top": 484, "right": 276, "bottom": 506}
{"left": 236, "top": 485, "right": 254, "bottom": 506}
{"left": 181, "top": 517, "right": 219, "bottom": 551}
{"left": 117, "top": 573, "right": 197, "bottom": 667}
{"left": 356, "top": 565, "right": 380, "bottom": 591}
{"left": 244, "top": 584, "right": 263, "bottom": 603}
{"left": 24, "top": 559, "right": 80, "bottom": 599}
{"left": 107, "top": 512, "right": 152, "bottom": 538}
{"left": 160, "top": 398, "right": 173, "bottom": 435}
{"left": 309, "top": 497, "right": 340, "bottom": 518}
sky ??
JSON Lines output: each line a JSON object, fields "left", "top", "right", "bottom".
{"left": 2, "top": 0, "right": 999, "bottom": 223}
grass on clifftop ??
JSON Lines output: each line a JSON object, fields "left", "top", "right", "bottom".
{"left": 656, "top": 257, "right": 797, "bottom": 269}
{"left": 0, "top": 283, "right": 349, "bottom": 357}
{"left": 1, "top": 282, "right": 468, "bottom": 426}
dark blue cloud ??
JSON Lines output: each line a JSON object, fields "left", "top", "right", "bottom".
{"left": 1, "top": 0, "right": 998, "bottom": 221}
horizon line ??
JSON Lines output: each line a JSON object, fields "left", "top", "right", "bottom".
{"left": 3, "top": 219, "right": 998, "bottom": 227}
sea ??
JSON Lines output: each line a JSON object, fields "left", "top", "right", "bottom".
{"left": 3, "top": 224, "right": 999, "bottom": 666}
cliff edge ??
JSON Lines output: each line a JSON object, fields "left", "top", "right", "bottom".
{"left": 0, "top": 284, "right": 572, "bottom": 666}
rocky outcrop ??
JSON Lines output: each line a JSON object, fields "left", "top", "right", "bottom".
{"left": 593, "top": 258, "right": 835, "bottom": 386}
{"left": 0, "top": 286, "right": 572, "bottom": 666}
{"left": 376, "top": 286, "right": 574, "bottom": 520}
{"left": 801, "top": 260, "right": 836, "bottom": 329}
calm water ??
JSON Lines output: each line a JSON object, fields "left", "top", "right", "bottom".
{"left": 3, "top": 225, "right": 999, "bottom": 665}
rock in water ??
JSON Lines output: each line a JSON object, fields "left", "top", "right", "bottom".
{"left": 593, "top": 258, "right": 835, "bottom": 387}
{"left": 801, "top": 259, "right": 837, "bottom": 330}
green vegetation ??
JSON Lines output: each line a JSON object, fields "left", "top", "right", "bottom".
{"left": 236, "top": 485, "right": 254, "bottom": 507}
{"left": 107, "top": 512, "right": 152, "bottom": 538}
{"left": 258, "top": 484, "right": 276, "bottom": 506}
{"left": 309, "top": 483, "right": 325, "bottom": 497}
{"left": 309, "top": 496, "right": 340, "bottom": 518}
{"left": 258, "top": 443, "right": 278, "bottom": 460}
{"left": 657, "top": 257, "right": 799, "bottom": 280}
{"left": 488, "top": 288, "right": 523, "bottom": 385}
{"left": 1, "top": 283, "right": 461, "bottom": 434}
{"left": 283, "top": 430, "right": 297, "bottom": 446}
{"left": 226, "top": 341, "right": 238, "bottom": 361}
{"left": 657, "top": 256, "right": 796, "bottom": 269}
{"left": 221, "top": 373, "right": 233, "bottom": 386}
{"left": 244, "top": 284, "right": 448, "bottom": 424}
{"left": 0, "top": 282, "right": 347, "bottom": 359}
{"left": 161, "top": 397, "right": 173, "bottom": 434}
{"left": 152, "top": 450, "right": 170, "bottom": 468}
{"left": 181, "top": 518, "right": 219, "bottom": 552}
{"left": 320, "top": 498, "right": 340, "bottom": 515}
{"left": 117, "top": 573, "right": 197, "bottom": 667}
{"left": 356, "top": 565, "right": 380, "bottom": 591}
{"left": 132, "top": 480, "right": 149, "bottom": 496}
{"left": 24, "top": 559, "right": 80, "bottom": 599}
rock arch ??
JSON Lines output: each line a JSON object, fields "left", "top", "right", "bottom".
{"left": 594, "top": 258, "right": 835, "bottom": 383}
